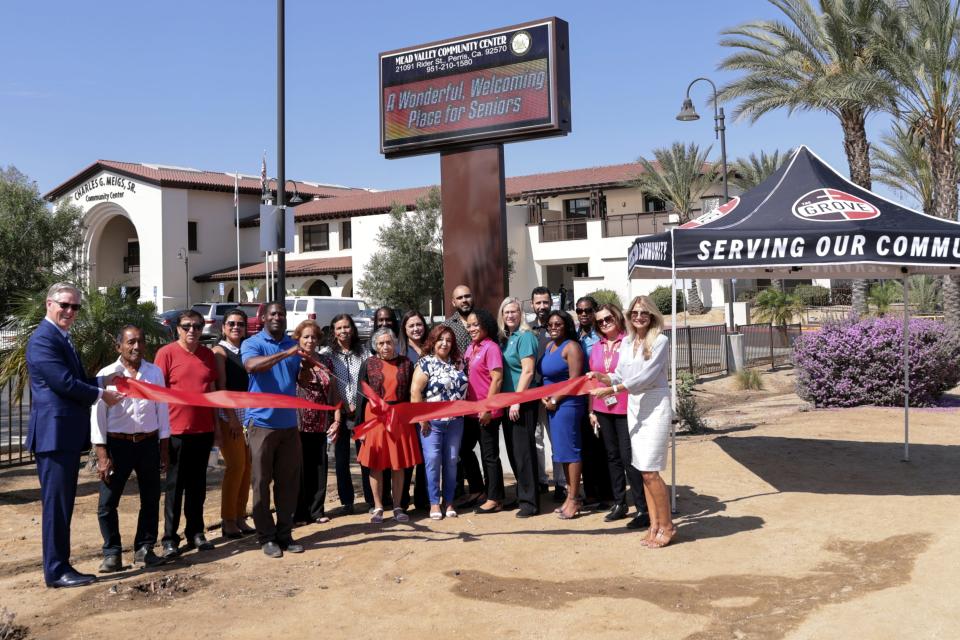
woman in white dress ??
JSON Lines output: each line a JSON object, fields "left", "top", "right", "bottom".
{"left": 588, "top": 295, "right": 675, "bottom": 548}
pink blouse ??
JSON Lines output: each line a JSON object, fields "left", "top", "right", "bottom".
{"left": 588, "top": 332, "right": 628, "bottom": 415}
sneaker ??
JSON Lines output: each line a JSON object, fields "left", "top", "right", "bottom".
{"left": 98, "top": 555, "right": 122, "bottom": 573}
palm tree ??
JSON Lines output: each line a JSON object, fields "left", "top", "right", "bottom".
{"left": 0, "top": 284, "right": 168, "bottom": 400}
{"left": 753, "top": 288, "right": 804, "bottom": 326}
{"left": 874, "top": 0, "right": 960, "bottom": 326}
{"left": 631, "top": 142, "right": 719, "bottom": 314}
{"left": 871, "top": 120, "right": 936, "bottom": 212}
{"left": 867, "top": 280, "right": 902, "bottom": 317}
{"left": 731, "top": 148, "right": 794, "bottom": 191}
{"left": 718, "top": 0, "right": 897, "bottom": 317}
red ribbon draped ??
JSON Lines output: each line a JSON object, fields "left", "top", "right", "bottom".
{"left": 115, "top": 375, "right": 602, "bottom": 439}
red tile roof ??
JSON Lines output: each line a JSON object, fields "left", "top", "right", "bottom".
{"left": 44, "top": 160, "right": 362, "bottom": 201}
{"left": 195, "top": 256, "right": 353, "bottom": 282}
{"left": 291, "top": 162, "right": 651, "bottom": 223}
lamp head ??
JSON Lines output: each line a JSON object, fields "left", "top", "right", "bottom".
{"left": 676, "top": 98, "right": 700, "bottom": 122}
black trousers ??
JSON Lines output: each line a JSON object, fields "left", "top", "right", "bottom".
{"left": 468, "top": 416, "right": 505, "bottom": 502}
{"left": 502, "top": 401, "right": 540, "bottom": 513}
{"left": 458, "top": 419, "right": 485, "bottom": 495}
{"left": 581, "top": 414, "right": 614, "bottom": 502}
{"left": 356, "top": 439, "right": 413, "bottom": 509}
{"left": 98, "top": 434, "right": 162, "bottom": 556}
{"left": 596, "top": 411, "right": 648, "bottom": 512}
{"left": 296, "top": 432, "right": 329, "bottom": 522}
{"left": 163, "top": 432, "right": 214, "bottom": 545}
{"left": 332, "top": 424, "right": 355, "bottom": 507}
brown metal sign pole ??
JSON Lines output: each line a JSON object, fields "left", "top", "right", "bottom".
{"left": 440, "top": 144, "right": 508, "bottom": 316}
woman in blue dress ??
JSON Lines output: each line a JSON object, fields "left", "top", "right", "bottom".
{"left": 410, "top": 324, "right": 468, "bottom": 520}
{"left": 538, "top": 310, "right": 586, "bottom": 519}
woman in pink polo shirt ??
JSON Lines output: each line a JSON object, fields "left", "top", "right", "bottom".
{"left": 588, "top": 303, "right": 649, "bottom": 529}
{"left": 464, "top": 308, "right": 504, "bottom": 514}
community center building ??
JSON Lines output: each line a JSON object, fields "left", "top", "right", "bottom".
{"left": 44, "top": 159, "right": 773, "bottom": 311}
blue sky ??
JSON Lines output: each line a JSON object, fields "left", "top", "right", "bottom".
{"left": 2, "top": 1, "right": 897, "bottom": 199}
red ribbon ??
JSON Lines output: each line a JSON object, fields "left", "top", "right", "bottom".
{"left": 115, "top": 377, "right": 339, "bottom": 412}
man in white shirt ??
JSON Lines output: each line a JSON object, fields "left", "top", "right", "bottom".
{"left": 91, "top": 325, "right": 171, "bottom": 572}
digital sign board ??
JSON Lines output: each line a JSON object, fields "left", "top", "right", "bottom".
{"left": 379, "top": 18, "right": 570, "bottom": 158}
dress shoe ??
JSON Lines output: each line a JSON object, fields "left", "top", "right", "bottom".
{"left": 604, "top": 502, "right": 629, "bottom": 522}
{"left": 134, "top": 546, "right": 164, "bottom": 567}
{"left": 626, "top": 511, "right": 652, "bottom": 530}
{"left": 184, "top": 533, "right": 214, "bottom": 551}
{"left": 279, "top": 540, "right": 304, "bottom": 554}
{"left": 515, "top": 508, "right": 538, "bottom": 519}
{"left": 474, "top": 502, "right": 502, "bottom": 514}
{"left": 98, "top": 555, "right": 122, "bottom": 573}
{"left": 538, "top": 483, "right": 550, "bottom": 494}
{"left": 552, "top": 486, "right": 567, "bottom": 504}
{"left": 47, "top": 571, "right": 96, "bottom": 589}
{"left": 262, "top": 541, "right": 283, "bottom": 558}
{"left": 161, "top": 541, "right": 180, "bottom": 559}
{"left": 340, "top": 504, "right": 355, "bottom": 516}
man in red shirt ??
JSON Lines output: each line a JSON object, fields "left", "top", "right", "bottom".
{"left": 155, "top": 310, "right": 218, "bottom": 558}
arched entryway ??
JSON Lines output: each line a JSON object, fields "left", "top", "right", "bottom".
{"left": 340, "top": 278, "right": 353, "bottom": 297}
{"left": 307, "top": 279, "right": 331, "bottom": 296}
{"left": 84, "top": 203, "right": 140, "bottom": 295}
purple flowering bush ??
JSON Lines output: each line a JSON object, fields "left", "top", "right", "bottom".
{"left": 793, "top": 318, "right": 960, "bottom": 407}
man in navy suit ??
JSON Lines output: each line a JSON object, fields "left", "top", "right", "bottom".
{"left": 26, "top": 282, "right": 122, "bottom": 588}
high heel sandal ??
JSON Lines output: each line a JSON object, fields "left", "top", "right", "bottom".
{"left": 557, "top": 499, "right": 582, "bottom": 520}
{"left": 370, "top": 508, "right": 384, "bottom": 524}
{"left": 645, "top": 525, "right": 678, "bottom": 548}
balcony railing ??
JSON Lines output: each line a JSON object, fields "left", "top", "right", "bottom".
{"left": 602, "top": 212, "right": 672, "bottom": 238}
{"left": 123, "top": 256, "right": 140, "bottom": 274}
{"left": 539, "top": 219, "right": 589, "bottom": 242}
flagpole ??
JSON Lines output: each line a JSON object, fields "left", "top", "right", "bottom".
{"left": 235, "top": 172, "right": 241, "bottom": 302}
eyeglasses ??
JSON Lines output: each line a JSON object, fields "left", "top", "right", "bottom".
{"left": 179, "top": 323, "right": 203, "bottom": 331}
{"left": 53, "top": 300, "right": 82, "bottom": 312}
{"left": 546, "top": 322, "right": 565, "bottom": 329}
{"left": 575, "top": 307, "right": 594, "bottom": 315}
{"left": 630, "top": 311, "right": 652, "bottom": 319}
{"left": 225, "top": 321, "right": 245, "bottom": 328}
{"left": 596, "top": 316, "right": 616, "bottom": 326}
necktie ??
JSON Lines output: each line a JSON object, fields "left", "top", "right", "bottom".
{"left": 65, "top": 333, "right": 83, "bottom": 372}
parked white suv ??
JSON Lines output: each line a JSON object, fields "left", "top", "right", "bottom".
{"left": 284, "top": 297, "right": 369, "bottom": 335}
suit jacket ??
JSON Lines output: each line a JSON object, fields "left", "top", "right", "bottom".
{"left": 26, "top": 319, "right": 100, "bottom": 453}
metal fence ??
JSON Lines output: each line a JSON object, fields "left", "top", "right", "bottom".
{"left": 736, "top": 322, "right": 802, "bottom": 369}
{"left": 1, "top": 379, "right": 31, "bottom": 468}
{"left": 664, "top": 324, "right": 728, "bottom": 377}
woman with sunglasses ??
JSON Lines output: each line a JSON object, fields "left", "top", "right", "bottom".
{"left": 211, "top": 309, "right": 255, "bottom": 538}
{"left": 588, "top": 304, "right": 649, "bottom": 529}
{"left": 589, "top": 296, "right": 675, "bottom": 548}
{"left": 538, "top": 310, "right": 586, "bottom": 519}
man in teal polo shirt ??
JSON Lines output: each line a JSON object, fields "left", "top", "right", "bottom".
{"left": 241, "top": 301, "right": 304, "bottom": 558}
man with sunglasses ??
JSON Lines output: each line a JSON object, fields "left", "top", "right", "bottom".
{"left": 154, "top": 310, "right": 218, "bottom": 558}
{"left": 27, "top": 282, "right": 123, "bottom": 588}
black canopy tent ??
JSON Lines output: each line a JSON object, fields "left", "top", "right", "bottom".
{"left": 628, "top": 146, "right": 960, "bottom": 506}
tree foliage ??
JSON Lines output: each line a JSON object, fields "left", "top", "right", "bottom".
{"left": 752, "top": 288, "right": 803, "bottom": 326}
{"left": 731, "top": 148, "right": 793, "bottom": 191}
{"left": 357, "top": 187, "right": 443, "bottom": 312}
{"left": 0, "top": 166, "right": 85, "bottom": 316}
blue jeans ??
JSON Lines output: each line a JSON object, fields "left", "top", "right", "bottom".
{"left": 419, "top": 418, "right": 464, "bottom": 505}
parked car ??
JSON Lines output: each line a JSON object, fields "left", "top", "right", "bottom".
{"left": 191, "top": 302, "right": 238, "bottom": 343}
{"left": 234, "top": 302, "right": 266, "bottom": 334}
{"left": 352, "top": 308, "right": 374, "bottom": 342}
{"left": 157, "top": 309, "right": 187, "bottom": 341}
{"left": 284, "top": 297, "right": 369, "bottom": 336}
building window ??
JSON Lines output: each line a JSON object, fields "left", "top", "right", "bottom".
{"left": 563, "top": 198, "right": 591, "bottom": 219}
{"left": 644, "top": 196, "right": 667, "bottom": 213}
{"left": 187, "top": 221, "right": 198, "bottom": 252}
{"left": 341, "top": 220, "right": 352, "bottom": 250}
{"left": 303, "top": 223, "right": 329, "bottom": 252}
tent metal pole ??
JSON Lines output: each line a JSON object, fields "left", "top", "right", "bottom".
{"left": 903, "top": 275, "right": 910, "bottom": 462}
{"left": 670, "top": 227, "right": 678, "bottom": 512}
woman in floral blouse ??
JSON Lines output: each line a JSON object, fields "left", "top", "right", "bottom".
{"left": 410, "top": 324, "right": 468, "bottom": 519}
{"left": 293, "top": 320, "right": 341, "bottom": 524}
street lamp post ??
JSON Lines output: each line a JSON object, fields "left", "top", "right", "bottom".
{"left": 177, "top": 247, "right": 190, "bottom": 307}
{"left": 676, "top": 77, "right": 735, "bottom": 332}
{"left": 276, "top": 0, "right": 286, "bottom": 301}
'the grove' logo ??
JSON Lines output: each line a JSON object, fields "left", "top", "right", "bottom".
{"left": 792, "top": 189, "right": 880, "bottom": 222}
{"left": 679, "top": 196, "right": 740, "bottom": 229}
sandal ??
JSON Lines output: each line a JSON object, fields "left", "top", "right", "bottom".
{"left": 370, "top": 508, "right": 384, "bottom": 524}
{"left": 645, "top": 525, "right": 678, "bottom": 549}
{"left": 393, "top": 508, "right": 410, "bottom": 522}
{"left": 429, "top": 510, "right": 443, "bottom": 521}
{"left": 557, "top": 500, "right": 582, "bottom": 520}
{"left": 445, "top": 506, "right": 458, "bottom": 518}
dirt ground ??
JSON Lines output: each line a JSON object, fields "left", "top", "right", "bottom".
{"left": 1, "top": 369, "right": 958, "bottom": 639}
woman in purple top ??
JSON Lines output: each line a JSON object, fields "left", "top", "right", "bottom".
{"left": 464, "top": 309, "right": 505, "bottom": 514}
{"left": 588, "top": 304, "right": 649, "bottom": 528}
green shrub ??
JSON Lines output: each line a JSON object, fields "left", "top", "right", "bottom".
{"left": 675, "top": 371, "right": 707, "bottom": 433}
{"left": 792, "top": 284, "right": 830, "bottom": 306}
{"left": 649, "top": 285, "right": 685, "bottom": 316}
{"left": 735, "top": 368, "right": 763, "bottom": 391}
{"left": 588, "top": 289, "right": 623, "bottom": 308}
{"left": 753, "top": 288, "right": 803, "bottom": 326}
